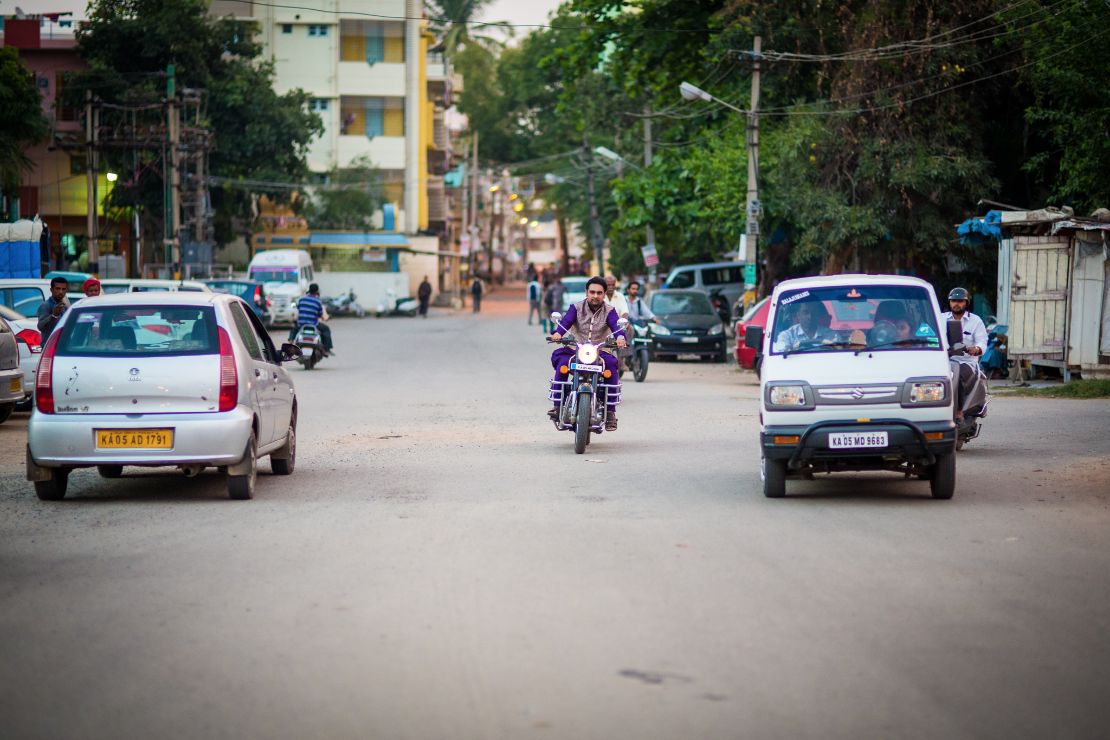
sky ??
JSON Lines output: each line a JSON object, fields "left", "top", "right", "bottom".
{"left": 476, "top": 0, "right": 566, "bottom": 43}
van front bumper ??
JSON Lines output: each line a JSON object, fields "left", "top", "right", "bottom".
{"left": 763, "top": 418, "right": 956, "bottom": 468}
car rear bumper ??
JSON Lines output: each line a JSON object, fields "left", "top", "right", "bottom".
{"left": 0, "top": 367, "right": 23, "bottom": 404}
{"left": 28, "top": 407, "right": 253, "bottom": 468}
{"left": 763, "top": 419, "right": 956, "bottom": 469}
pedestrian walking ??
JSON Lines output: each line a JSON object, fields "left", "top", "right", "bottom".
{"left": 417, "top": 275, "right": 432, "bottom": 319}
{"left": 471, "top": 277, "right": 483, "bottom": 313}
{"left": 544, "top": 279, "right": 566, "bottom": 332}
{"left": 526, "top": 277, "right": 542, "bottom": 325}
{"left": 37, "top": 276, "right": 70, "bottom": 338}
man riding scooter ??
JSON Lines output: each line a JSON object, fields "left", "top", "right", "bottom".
{"left": 290, "top": 283, "right": 334, "bottom": 355}
{"left": 548, "top": 277, "right": 627, "bottom": 430}
{"left": 942, "top": 287, "right": 986, "bottom": 420}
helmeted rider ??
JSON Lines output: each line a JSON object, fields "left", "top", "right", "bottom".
{"left": 291, "top": 283, "right": 334, "bottom": 355}
{"left": 941, "top": 287, "right": 987, "bottom": 419}
{"left": 549, "top": 276, "right": 627, "bottom": 431}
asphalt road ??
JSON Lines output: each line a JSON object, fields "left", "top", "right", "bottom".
{"left": 2, "top": 291, "right": 1109, "bottom": 740}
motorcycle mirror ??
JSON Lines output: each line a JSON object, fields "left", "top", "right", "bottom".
{"left": 945, "top": 319, "right": 963, "bottom": 348}
{"left": 616, "top": 317, "right": 630, "bottom": 329}
{"left": 280, "top": 342, "right": 303, "bottom": 361}
{"left": 550, "top": 312, "right": 562, "bottom": 324}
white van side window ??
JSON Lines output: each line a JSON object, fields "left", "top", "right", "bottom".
{"left": 668, "top": 271, "right": 695, "bottom": 289}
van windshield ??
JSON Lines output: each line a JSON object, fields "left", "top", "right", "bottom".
{"left": 56, "top": 306, "right": 218, "bottom": 357}
{"left": 251, "top": 270, "right": 298, "bottom": 283}
{"left": 770, "top": 285, "right": 941, "bottom": 356}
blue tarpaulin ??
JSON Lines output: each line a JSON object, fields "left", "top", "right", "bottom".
{"left": 957, "top": 210, "right": 1003, "bottom": 245}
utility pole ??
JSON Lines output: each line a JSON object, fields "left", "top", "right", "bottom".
{"left": 166, "top": 64, "right": 181, "bottom": 279}
{"left": 746, "top": 36, "right": 762, "bottom": 293}
{"left": 470, "top": 131, "right": 479, "bottom": 278}
{"left": 643, "top": 104, "right": 656, "bottom": 286}
{"left": 584, "top": 141, "right": 605, "bottom": 275}
{"left": 85, "top": 90, "right": 99, "bottom": 276}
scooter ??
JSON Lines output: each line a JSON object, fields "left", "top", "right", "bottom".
{"left": 325, "top": 288, "right": 366, "bottom": 318}
{"left": 627, "top": 320, "right": 651, "bottom": 382}
{"left": 293, "top": 325, "right": 327, "bottom": 370}
{"left": 947, "top": 322, "right": 990, "bottom": 451}
{"left": 546, "top": 313, "right": 624, "bottom": 454}
{"left": 980, "top": 320, "right": 1009, "bottom": 379}
{"left": 376, "top": 290, "right": 419, "bottom": 318}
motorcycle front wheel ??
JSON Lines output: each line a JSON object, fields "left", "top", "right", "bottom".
{"left": 633, "top": 349, "right": 649, "bottom": 382}
{"left": 574, "top": 391, "right": 592, "bottom": 454}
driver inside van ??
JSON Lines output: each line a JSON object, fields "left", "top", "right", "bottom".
{"left": 773, "top": 302, "right": 835, "bottom": 352}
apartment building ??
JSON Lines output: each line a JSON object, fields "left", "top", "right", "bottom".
{"left": 211, "top": 0, "right": 432, "bottom": 234}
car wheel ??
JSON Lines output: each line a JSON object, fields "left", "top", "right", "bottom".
{"left": 0, "top": 402, "right": 14, "bottom": 424}
{"left": 227, "top": 432, "right": 257, "bottom": 500}
{"left": 761, "top": 455, "right": 787, "bottom": 498}
{"left": 270, "top": 422, "right": 296, "bottom": 475}
{"left": 97, "top": 465, "right": 124, "bottom": 478}
{"left": 929, "top": 452, "right": 956, "bottom": 499}
{"left": 35, "top": 468, "right": 70, "bottom": 501}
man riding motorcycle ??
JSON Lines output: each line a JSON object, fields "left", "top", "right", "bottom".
{"left": 549, "top": 276, "right": 627, "bottom": 430}
{"left": 626, "top": 280, "right": 655, "bottom": 323}
{"left": 942, "top": 287, "right": 987, "bottom": 419}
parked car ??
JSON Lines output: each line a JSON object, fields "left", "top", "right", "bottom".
{"left": 97, "top": 278, "right": 212, "bottom": 294}
{"left": 649, "top": 289, "right": 728, "bottom": 362}
{"left": 0, "top": 312, "right": 25, "bottom": 423}
{"left": 26, "top": 293, "right": 301, "bottom": 500}
{"left": 559, "top": 276, "right": 590, "bottom": 312}
{"left": 663, "top": 261, "right": 747, "bottom": 312}
{"left": 735, "top": 296, "right": 770, "bottom": 370}
{"left": 206, "top": 279, "right": 271, "bottom": 323}
{"left": 0, "top": 304, "right": 40, "bottom": 408}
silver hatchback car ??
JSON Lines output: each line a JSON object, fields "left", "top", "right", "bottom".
{"left": 27, "top": 293, "right": 301, "bottom": 500}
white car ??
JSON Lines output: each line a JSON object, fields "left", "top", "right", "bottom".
{"left": 0, "top": 313, "right": 24, "bottom": 423}
{"left": 27, "top": 292, "right": 301, "bottom": 500}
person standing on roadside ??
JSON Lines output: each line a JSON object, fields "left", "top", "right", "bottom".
{"left": 471, "top": 277, "right": 483, "bottom": 313}
{"left": 417, "top": 276, "right": 432, "bottom": 319}
{"left": 37, "top": 277, "right": 70, "bottom": 338}
{"left": 526, "top": 276, "right": 542, "bottom": 325}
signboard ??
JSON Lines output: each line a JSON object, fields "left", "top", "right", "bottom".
{"left": 360, "top": 248, "right": 386, "bottom": 262}
{"left": 460, "top": 234, "right": 471, "bottom": 257}
{"left": 641, "top": 243, "right": 659, "bottom": 267}
{"left": 744, "top": 263, "right": 757, "bottom": 287}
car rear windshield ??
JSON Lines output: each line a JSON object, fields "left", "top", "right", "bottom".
{"left": 770, "top": 285, "right": 940, "bottom": 355}
{"left": 56, "top": 305, "right": 218, "bottom": 357}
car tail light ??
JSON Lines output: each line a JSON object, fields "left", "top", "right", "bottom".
{"left": 736, "top": 322, "right": 746, "bottom": 339}
{"left": 35, "top": 330, "right": 61, "bottom": 414}
{"left": 218, "top": 326, "right": 238, "bottom": 412}
{"left": 17, "top": 328, "right": 42, "bottom": 353}
{"left": 253, "top": 286, "right": 263, "bottom": 306}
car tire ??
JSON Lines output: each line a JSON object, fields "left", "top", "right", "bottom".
{"left": 762, "top": 456, "right": 787, "bottom": 498}
{"left": 97, "top": 465, "right": 124, "bottom": 478}
{"left": 270, "top": 422, "right": 296, "bottom": 476}
{"left": 929, "top": 452, "right": 956, "bottom": 499}
{"left": 0, "top": 402, "right": 14, "bottom": 424}
{"left": 35, "top": 468, "right": 70, "bottom": 501}
{"left": 227, "top": 432, "right": 257, "bottom": 500}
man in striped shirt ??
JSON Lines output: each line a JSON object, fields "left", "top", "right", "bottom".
{"left": 291, "top": 283, "right": 334, "bottom": 354}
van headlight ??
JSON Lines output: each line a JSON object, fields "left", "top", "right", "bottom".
{"left": 651, "top": 324, "right": 671, "bottom": 336}
{"left": 577, "top": 344, "right": 599, "bottom": 364}
{"left": 908, "top": 381, "right": 946, "bottom": 404}
{"left": 708, "top": 324, "right": 724, "bottom": 336}
{"left": 767, "top": 384, "right": 809, "bottom": 407}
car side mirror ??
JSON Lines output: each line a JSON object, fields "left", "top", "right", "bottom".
{"left": 280, "top": 342, "right": 302, "bottom": 361}
{"left": 946, "top": 319, "right": 963, "bottom": 348}
{"left": 550, "top": 312, "right": 562, "bottom": 325}
{"left": 744, "top": 326, "right": 763, "bottom": 349}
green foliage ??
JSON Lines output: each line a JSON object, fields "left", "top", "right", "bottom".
{"left": 0, "top": 47, "right": 50, "bottom": 193}
{"left": 426, "top": 0, "right": 510, "bottom": 58}
{"left": 72, "top": 0, "right": 323, "bottom": 245}
{"left": 303, "top": 156, "right": 386, "bottom": 230}
{"left": 1005, "top": 379, "right": 1110, "bottom": 399}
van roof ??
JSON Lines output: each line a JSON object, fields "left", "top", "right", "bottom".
{"left": 772, "top": 273, "right": 934, "bottom": 295}
{"left": 249, "top": 249, "right": 311, "bottom": 265}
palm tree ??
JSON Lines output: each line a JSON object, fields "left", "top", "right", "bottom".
{"left": 426, "top": 0, "right": 512, "bottom": 59}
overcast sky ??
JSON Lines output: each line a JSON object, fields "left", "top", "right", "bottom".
{"left": 476, "top": 0, "right": 565, "bottom": 42}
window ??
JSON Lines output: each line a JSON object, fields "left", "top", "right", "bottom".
{"left": 3, "top": 287, "right": 46, "bottom": 316}
{"left": 667, "top": 271, "right": 695, "bottom": 289}
{"left": 652, "top": 292, "right": 713, "bottom": 316}
{"left": 703, "top": 267, "right": 743, "bottom": 286}
{"left": 340, "top": 97, "right": 404, "bottom": 138}
{"left": 311, "top": 99, "right": 329, "bottom": 112}
{"left": 308, "top": 25, "right": 329, "bottom": 37}
{"left": 229, "top": 303, "right": 263, "bottom": 361}
{"left": 282, "top": 24, "right": 292, "bottom": 34}
{"left": 340, "top": 20, "right": 404, "bottom": 64}
{"left": 56, "top": 306, "right": 219, "bottom": 357}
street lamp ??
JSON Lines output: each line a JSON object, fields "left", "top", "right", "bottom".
{"left": 544, "top": 173, "right": 566, "bottom": 185}
{"left": 105, "top": 171, "right": 118, "bottom": 182}
{"left": 678, "top": 80, "right": 746, "bottom": 114}
{"left": 593, "top": 146, "right": 641, "bottom": 171}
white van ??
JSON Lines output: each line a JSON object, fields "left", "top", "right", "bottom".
{"left": 746, "top": 274, "right": 958, "bottom": 499}
{"left": 663, "top": 261, "right": 747, "bottom": 314}
{"left": 247, "top": 250, "right": 314, "bottom": 326}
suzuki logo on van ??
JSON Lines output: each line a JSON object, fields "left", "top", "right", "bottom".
{"left": 851, "top": 387, "right": 865, "bottom": 400}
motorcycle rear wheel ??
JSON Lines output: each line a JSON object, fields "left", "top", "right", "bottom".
{"left": 574, "top": 392, "right": 591, "bottom": 454}
{"left": 633, "top": 349, "right": 649, "bottom": 382}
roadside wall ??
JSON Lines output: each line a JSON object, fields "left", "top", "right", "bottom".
{"left": 312, "top": 272, "right": 409, "bottom": 311}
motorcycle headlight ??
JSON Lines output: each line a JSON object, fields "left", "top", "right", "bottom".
{"left": 708, "top": 324, "right": 724, "bottom": 336}
{"left": 577, "top": 344, "right": 599, "bottom": 364}
{"left": 651, "top": 324, "right": 671, "bottom": 336}
{"left": 909, "top": 381, "right": 946, "bottom": 404}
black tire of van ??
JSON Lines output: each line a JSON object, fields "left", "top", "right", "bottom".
{"left": 762, "top": 456, "right": 786, "bottom": 498}
{"left": 929, "top": 452, "right": 956, "bottom": 499}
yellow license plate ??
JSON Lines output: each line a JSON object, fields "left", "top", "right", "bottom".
{"left": 96, "top": 429, "right": 174, "bottom": 449}
{"left": 8, "top": 378, "right": 20, "bottom": 393}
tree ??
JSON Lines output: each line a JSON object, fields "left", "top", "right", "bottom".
{"left": 0, "top": 47, "right": 50, "bottom": 196}
{"left": 303, "top": 156, "right": 387, "bottom": 230}
{"left": 426, "top": 0, "right": 511, "bottom": 59}
{"left": 71, "top": 0, "right": 322, "bottom": 247}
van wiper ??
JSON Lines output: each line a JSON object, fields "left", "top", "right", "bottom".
{"left": 863, "top": 338, "right": 938, "bottom": 353}
{"left": 782, "top": 341, "right": 860, "bottom": 357}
